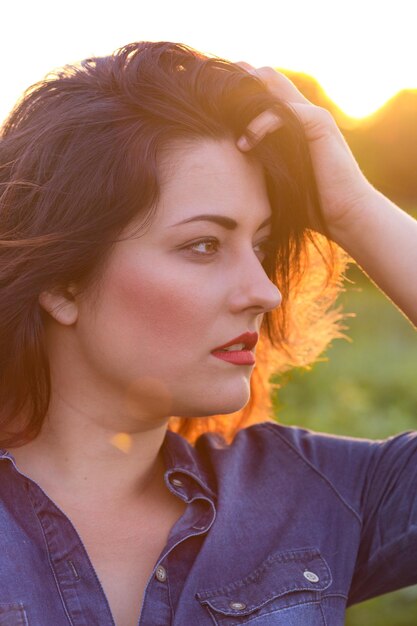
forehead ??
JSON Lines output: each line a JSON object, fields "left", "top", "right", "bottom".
{"left": 154, "top": 138, "right": 271, "bottom": 227}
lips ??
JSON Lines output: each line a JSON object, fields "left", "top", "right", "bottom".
{"left": 211, "top": 331, "right": 259, "bottom": 352}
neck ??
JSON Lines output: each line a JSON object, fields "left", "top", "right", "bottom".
{"left": 7, "top": 408, "right": 170, "bottom": 513}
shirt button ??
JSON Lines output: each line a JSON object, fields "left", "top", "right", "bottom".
{"left": 170, "top": 477, "right": 184, "bottom": 488}
{"left": 155, "top": 565, "right": 167, "bottom": 582}
{"left": 229, "top": 601, "right": 246, "bottom": 610}
{"left": 303, "top": 570, "right": 320, "bottom": 583}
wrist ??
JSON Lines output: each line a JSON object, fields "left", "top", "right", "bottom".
{"left": 325, "top": 184, "right": 381, "bottom": 251}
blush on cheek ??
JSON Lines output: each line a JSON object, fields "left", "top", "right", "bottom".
{"left": 113, "top": 263, "right": 197, "bottom": 351}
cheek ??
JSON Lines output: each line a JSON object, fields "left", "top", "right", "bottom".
{"left": 100, "top": 259, "right": 208, "bottom": 352}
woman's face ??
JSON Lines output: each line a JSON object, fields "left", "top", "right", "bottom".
{"left": 74, "top": 139, "right": 282, "bottom": 421}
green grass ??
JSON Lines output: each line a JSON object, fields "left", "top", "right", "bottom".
{"left": 271, "top": 264, "right": 417, "bottom": 625}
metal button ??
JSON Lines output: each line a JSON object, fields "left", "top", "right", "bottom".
{"left": 155, "top": 565, "right": 167, "bottom": 582}
{"left": 170, "top": 477, "right": 184, "bottom": 487}
{"left": 303, "top": 570, "right": 320, "bottom": 583}
{"left": 229, "top": 601, "right": 246, "bottom": 610}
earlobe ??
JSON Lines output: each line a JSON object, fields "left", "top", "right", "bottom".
{"left": 38, "top": 288, "right": 78, "bottom": 325}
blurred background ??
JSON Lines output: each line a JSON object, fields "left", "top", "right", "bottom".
{"left": 272, "top": 76, "right": 417, "bottom": 626}
{"left": 1, "top": 1, "right": 416, "bottom": 622}
{"left": 271, "top": 73, "right": 417, "bottom": 624}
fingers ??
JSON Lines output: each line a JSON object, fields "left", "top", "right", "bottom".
{"left": 234, "top": 61, "right": 310, "bottom": 106}
{"left": 235, "top": 61, "right": 256, "bottom": 73}
{"left": 234, "top": 61, "right": 336, "bottom": 151}
{"left": 256, "top": 68, "right": 310, "bottom": 106}
{"left": 237, "top": 109, "right": 284, "bottom": 151}
{"left": 286, "top": 102, "right": 339, "bottom": 143}
{"left": 236, "top": 101, "right": 339, "bottom": 152}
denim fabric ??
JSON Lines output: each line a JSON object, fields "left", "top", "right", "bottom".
{"left": 1, "top": 421, "right": 416, "bottom": 625}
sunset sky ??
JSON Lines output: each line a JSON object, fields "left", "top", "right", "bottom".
{"left": 1, "top": 0, "right": 416, "bottom": 123}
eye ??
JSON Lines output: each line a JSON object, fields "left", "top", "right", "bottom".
{"left": 182, "top": 236, "right": 275, "bottom": 261}
{"left": 183, "top": 237, "right": 220, "bottom": 256}
{"left": 255, "top": 238, "right": 275, "bottom": 262}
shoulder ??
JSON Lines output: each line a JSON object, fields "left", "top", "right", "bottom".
{"left": 195, "top": 419, "right": 383, "bottom": 470}
{"left": 196, "top": 419, "right": 417, "bottom": 471}
{"left": 193, "top": 421, "right": 417, "bottom": 518}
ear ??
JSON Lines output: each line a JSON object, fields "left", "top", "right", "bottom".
{"left": 38, "top": 284, "right": 78, "bottom": 326}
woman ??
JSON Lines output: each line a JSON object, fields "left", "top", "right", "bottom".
{"left": 0, "top": 41, "right": 415, "bottom": 626}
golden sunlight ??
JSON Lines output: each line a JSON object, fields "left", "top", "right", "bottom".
{"left": 318, "top": 77, "right": 408, "bottom": 119}
{"left": 110, "top": 432, "right": 133, "bottom": 454}
{"left": 0, "top": 0, "right": 416, "bottom": 122}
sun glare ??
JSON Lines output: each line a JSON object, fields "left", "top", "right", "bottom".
{"left": 0, "top": 0, "right": 416, "bottom": 123}
{"left": 309, "top": 52, "right": 417, "bottom": 119}
{"left": 317, "top": 76, "right": 412, "bottom": 119}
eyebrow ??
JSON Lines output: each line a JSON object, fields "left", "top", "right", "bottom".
{"left": 170, "top": 214, "right": 272, "bottom": 231}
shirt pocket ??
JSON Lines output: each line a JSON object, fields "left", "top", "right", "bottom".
{"left": 195, "top": 547, "right": 332, "bottom": 626}
{"left": 0, "top": 603, "right": 28, "bottom": 626}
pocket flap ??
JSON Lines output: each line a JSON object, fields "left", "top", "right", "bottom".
{"left": 0, "top": 602, "right": 28, "bottom": 626}
{"left": 196, "top": 547, "right": 332, "bottom": 617}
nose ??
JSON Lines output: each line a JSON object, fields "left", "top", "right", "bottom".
{"left": 229, "top": 251, "right": 282, "bottom": 314}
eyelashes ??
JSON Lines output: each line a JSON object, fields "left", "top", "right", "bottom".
{"left": 182, "top": 236, "right": 275, "bottom": 263}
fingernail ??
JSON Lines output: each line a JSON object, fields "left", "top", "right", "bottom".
{"left": 237, "top": 136, "right": 250, "bottom": 150}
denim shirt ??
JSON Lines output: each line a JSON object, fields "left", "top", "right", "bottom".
{"left": 1, "top": 421, "right": 416, "bottom": 625}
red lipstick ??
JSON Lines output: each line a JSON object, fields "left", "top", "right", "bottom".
{"left": 211, "top": 332, "right": 258, "bottom": 366}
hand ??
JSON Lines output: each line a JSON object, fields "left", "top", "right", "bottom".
{"left": 235, "top": 62, "right": 374, "bottom": 240}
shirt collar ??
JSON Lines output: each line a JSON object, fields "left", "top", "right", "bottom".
{"left": 161, "top": 429, "right": 217, "bottom": 500}
{"left": 0, "top": 448, "right": 13, "bottom": 461}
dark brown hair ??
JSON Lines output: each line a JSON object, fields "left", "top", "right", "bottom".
{"left": 0, "top": 41, "right": 347, "bottom": 448}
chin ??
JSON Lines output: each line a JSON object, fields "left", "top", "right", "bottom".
{"left": 176, "top": 393, "right": 251, "bottom": 418}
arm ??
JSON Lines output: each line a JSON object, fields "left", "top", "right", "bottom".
{"left": 235, "top": 64, "right": 417, "bottom": 327}
{"left": 330, "top": 187, "right": 417, "bottom": 327}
